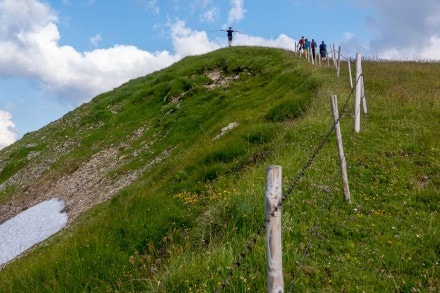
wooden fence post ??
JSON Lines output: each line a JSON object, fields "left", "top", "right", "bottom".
{"left": 361, "top": 75, "right": 367, "bottom": 114}
{"left": 332, "top": 44, "right": 337, "bottom": 68}
{"left": 265, "top": 165, "right": 284, "bottom": 293}
{"left": 337, "top": 45, "right": 341, "bottom": 77}
{"left": 354, "top": 53, "right": 362, "bottom": 133}
{"left": 307, "top": 47, "right": 311, "bottom": 63}
{"left": 330, "top": 95, "right": 352, "bottom": 203}
{"left": 348, "top": 57, "right": 353, "bottom": 89}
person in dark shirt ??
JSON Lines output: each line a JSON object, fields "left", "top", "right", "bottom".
{"left": 222, "top": 27, "right": 236, "bottom": 47}
{"left": 319, "top": 41, "right": 328, "bottom": 60}
{"left": 311, "top": 39, "right": 317, "bottom": 59}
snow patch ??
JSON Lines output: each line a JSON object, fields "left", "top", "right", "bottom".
{"left": 0, "top": 198, "right": 67, "bottom": 266}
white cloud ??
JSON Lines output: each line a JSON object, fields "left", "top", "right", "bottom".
{"left": 0, "top": 0, "right": 178, "bottom": 105}
{"left": 358, "top": 0, "right": 440, "bottom": 60}
{"left": 201, "top": 7, "right": 219, "bottom": 23}
{"left": 0, "top": 110, "right": 18, "bottom": 149}
{"left": 89, "top": 34, "right": 101, "bottom": 47}
{"left": 0, "top": 0, "right": 300, "bottom": 118}
{"left": 0, "top": 0, "right": 226, "bottom": 109}
{"left": 170, "top": 20, "right": 296, "bottom": 54}
{"left": 378, "top": 35, "right": 440, "bottom": 60}
{"left": 423, "top": 35, "right": 440, "bottom": 60}
{"left": 171, "top": 20, "right": 221, "bottom": 57}
{"left": 145, "top": 0, "right": 160, "bottom": 14}
{"left": 0, "top": 0, "right": 57, "bottom": 38}
{"left": 232, "top": 33, "right": 296, "bottom": 51}
{"left": 228, "top": 0, "right": 246, "bottom": 24}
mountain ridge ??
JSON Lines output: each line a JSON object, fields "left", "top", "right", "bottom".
{"left": 0, "top": 46, "right": 438, "bottom": 292}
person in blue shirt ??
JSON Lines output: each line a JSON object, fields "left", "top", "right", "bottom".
{"left": 304, "top": 38, "right": 311, "bottom": 59}
{"left": 319, "top": 41, "right": 328, "bottom": 60}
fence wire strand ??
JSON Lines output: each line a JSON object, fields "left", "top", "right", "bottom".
{"left": 216, "top": 74, "right": 362, "bottom": 291}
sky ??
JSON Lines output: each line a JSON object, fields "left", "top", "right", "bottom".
{"left": 0, "top": 0, "right": 439, "bottom": 149}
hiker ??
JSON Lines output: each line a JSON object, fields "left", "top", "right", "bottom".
{"left": 297, "top": 36, "right": 305, "bottom": 54}
{"left": 222, "top": 27, "right": 236, "bottom": 47}
{"left": 311, "top": 39, "right": 317, "bottom": 59}
{"left": 304, "top": 38, "right": 311, "bottom": 59}
{"left": 319, "top": 41, "right": 327, "bottom": 60}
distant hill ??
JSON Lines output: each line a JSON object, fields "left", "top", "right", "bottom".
{"left": 0, "top": 47, "right": 438, "bottom": 292}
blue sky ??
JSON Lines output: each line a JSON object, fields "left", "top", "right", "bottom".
{"left": 1, "top": 0, "right": 439, "bottom": 149}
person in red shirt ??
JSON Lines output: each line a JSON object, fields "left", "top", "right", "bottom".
{"left": 297, "top": 36, "right": 305, "bottom": 51}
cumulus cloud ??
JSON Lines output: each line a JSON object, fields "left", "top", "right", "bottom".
{"left": 0, "top": 0, "right": 297, "bottom": 114}
{"left": 0, "top": 0, "right": 178, "bottom": 105}
{"left": 228, "top": 0, "right": 246, "bottom": 24}
{"left": 377, "top": 35, "right": 440, "bottom": 60}
{"left": 171, "top": 20, "right": 221, "bottom": 57}
{"left": 0, "top": 110, "right": 18, "bottom": 149}
{"left": 359, "top": 0, "right": 440, "bottom": 60}
{"left": 233, "top": 33, "right": 295, "bottom": 51}
{"left": 0, "top": 0, "right": 57, "bottom": 38}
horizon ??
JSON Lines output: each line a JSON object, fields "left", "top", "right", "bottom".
{"left": 1, "top": 0, "right": 440, "bottom": 149}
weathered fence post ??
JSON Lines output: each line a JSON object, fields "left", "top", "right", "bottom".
{"left": 332, "top": 44, "right": 337, "bottom": 68}
{"left": 337, "top": 45, "right": 341, "bottom": 77}
{"left": 361, "top": 75, "right": 367, "bottom": 114}
{"left": 330, "top": 95, "right": 352, "bottom": 203}
{"left": 307, "top": 47, "right": 311, "bottom": 63}
{"left": 348, "top": 57, "right": 353, "bottom": 89}
{"left": 265, "top": 165, "right": 284, "bottom": 293}
{"left": 354, "top": 53, "right": 362, "bottom": 133}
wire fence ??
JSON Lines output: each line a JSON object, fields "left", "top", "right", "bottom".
{"left": 216, "top": 66, "right": 364, "bottom": 291}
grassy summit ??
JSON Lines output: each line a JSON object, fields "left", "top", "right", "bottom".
{"left": 0, "top": 47, "right": 438, "bottom": 292}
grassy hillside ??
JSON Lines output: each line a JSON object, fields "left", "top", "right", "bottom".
{"left": 0, "top": 47, "right": 438, "bottom": 292}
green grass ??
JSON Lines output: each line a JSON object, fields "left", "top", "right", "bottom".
{"left": 0, "top": 47, "right": 438, "bottom": 292}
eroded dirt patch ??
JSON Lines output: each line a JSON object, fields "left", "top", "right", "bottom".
{"left": 0, "top": 126, "right": 173, "bottom": 225}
